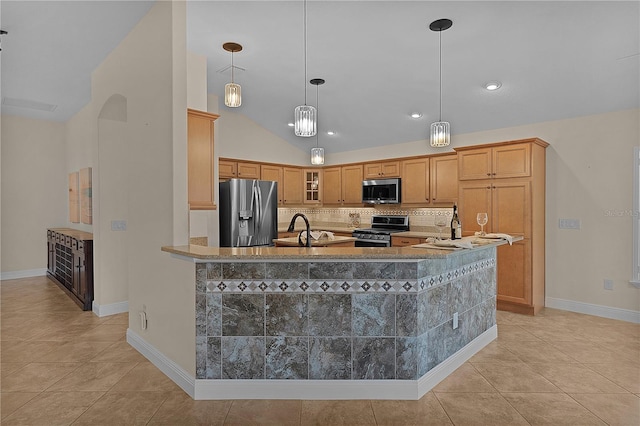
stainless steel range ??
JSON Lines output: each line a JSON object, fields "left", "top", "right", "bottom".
{"left": 352, "top": 214, "right": 409, "bottom": 247}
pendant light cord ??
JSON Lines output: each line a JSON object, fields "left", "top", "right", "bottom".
{"left": 438, "top": 28, "right": 442, "bottom": 122}
{"left": 303, "top": 0, "right": 308, "bottom": 106}
{"left": 315, "top": 83, "right": 319, "bottom": 148}
{"left": 231, "top": 50, "right": 234, "bottom": 83}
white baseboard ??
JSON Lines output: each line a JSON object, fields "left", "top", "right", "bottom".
{"left": 546, "top": 297, "right": 640, "bottom": 324}
{"left": 0, "top": 268, "right": 47, "bottom": 281}
{"left": 126, "top": 326, "right": 497, "bottom": 401}
{"left": 417, "top": 325, "right": 497, "bottom": 396}
{"left": 92, "top": 300, "right": 129, "bottom": 317}
{"left": 127, "top": 329, "right": 196, "bottom": 398}
{"left": 194, "top": 326, "right": 498, "bottom": 401}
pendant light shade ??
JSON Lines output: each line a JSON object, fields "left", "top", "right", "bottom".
{"left": 294, "top": 0, "right": 316, "bottom": 137}
{"left": 223, "top": 42, "right": 243, "bottom": 108}
{"left": 311, "top": 147, "right": 325, "bottom": 165}
{"left": 225, "top": 83, "right": 241, "bottom": 108}
{"left": 430, "top": 121, "right": 450, "bottom": 147}
{"left": 309, "top": 78, "right": 325, "bottom": 164}
{"left": 429, "top": 18, "right": 452, "bottom": 148}
{"left": 295, "top": 105, "right": 317, "bottom": 137}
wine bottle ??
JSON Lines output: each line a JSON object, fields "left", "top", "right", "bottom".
{"left": 451, "top": 204, "right": 461, "bottom": 240}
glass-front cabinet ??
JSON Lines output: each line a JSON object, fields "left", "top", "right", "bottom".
{"left": 304, "top": 169, "right": 321, "bottom": 204}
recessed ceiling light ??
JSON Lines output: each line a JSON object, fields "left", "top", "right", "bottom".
{"left": 410, "top": 113, "right": 422, "bottom": 119}
{"left": 287, "top": 122, "right": 294, "bottom": 127}
{"left": 484, "top": 81, "right": 502, "bottom": 91}
{"left": 327, "top": 131, "right": 335, "bottom": 136}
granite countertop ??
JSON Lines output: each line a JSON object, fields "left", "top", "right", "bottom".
{"left": 273, "top": 236, "right": 357, "bottom": 247}
{"left": 49, "top": 228, "right": 94, "bottom": 240}
{"left": 161, "top": 237, "right": 514, "bottom": 261}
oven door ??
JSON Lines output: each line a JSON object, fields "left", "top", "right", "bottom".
{"left": 353, "top": 238, "right": 391, "bottom": 247}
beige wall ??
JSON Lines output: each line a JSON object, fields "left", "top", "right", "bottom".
{"left": 87, "top": 0, "right": 194, "bottom": 372}
{"left": 1, "top": 116, "right": 67, "bottom": 274}
{"left": 187, "top": 51, "right": 207, "bottom": 111}
{"left": 217, "top": 110, "right": 308, "bottom": 164}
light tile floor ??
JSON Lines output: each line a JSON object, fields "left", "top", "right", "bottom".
{"left": 1, "top": 276, "right": 638, "bottom": 425}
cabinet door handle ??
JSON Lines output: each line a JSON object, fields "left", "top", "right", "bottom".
{"left": 487, "top": 173, "right": 491, "bottom": 176}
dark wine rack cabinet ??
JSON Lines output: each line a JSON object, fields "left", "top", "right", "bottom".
{"left": 47, "top": 228, "right": 94, "bottom": 310}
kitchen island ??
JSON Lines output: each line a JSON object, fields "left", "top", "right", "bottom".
{"left": 161, "top": 240, "right": 509, "bottom": 400}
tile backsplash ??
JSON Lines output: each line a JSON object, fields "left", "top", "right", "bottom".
{"left": 278, "top": 207, "right": 454, "bottom": 230}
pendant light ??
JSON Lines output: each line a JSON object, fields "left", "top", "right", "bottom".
{"left": 294, "top": 0, "right": 316, "bottom": 137}
{"left": 429, "top": 18, "right": 453, "bottom": 147}
{"left": 310, "top": 78, "right": 325, "bottom": 165}
{"left": 223, "top": 42, "right": 242, "bottom": 108}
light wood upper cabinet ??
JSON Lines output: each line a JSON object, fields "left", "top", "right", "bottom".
{"left": 237, "top": 162, "right": 260, "bottom": 179}
{"left": 341, "top": 164, "right": 364, "bottom": 204}
{"left": 400, "top": 154, "right": 457, "bottom": 206}
{"left": 364, "top": 161, "right": 400, "bottom": 179}
{"left": 457, "top": 142, "right": 531, "bottom": 180}
{"left": 458, "top": 180, "right": 531, "bottom": 237}
{"left": 283, "top": 167, "right": 304, "bottom": 205}
{"left": 218, "top": 160, "right": 237, "bottom": 180}
{"left": 322, "top": 165, "right": 363, "bottom": 205}
{"left": 304, "top": 169, "right": 322, "bottom": 204}
{"left": 401, "top": 157, "right": 429, "bottom": 204}
{"left": 260, "top": 164, "right": 283, "bottom": 204}
{"left": 187, "top": 109, "right": 219, "bottom": 210}
{"left": 219, "top": 159, "right": 260, "bottom": 180}
{"left": 322, "top": 167, "right": 342, "bottom": 205}
{"left": 430, "top": 154, "right": 458, "bottom": 204}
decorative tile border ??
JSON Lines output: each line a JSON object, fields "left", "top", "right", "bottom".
{"left": 206, "top": 279, "right": 418, "bottom": 294}
{"left": 203, "top": 258, "right": 495, "bottom": 294}
{"left": 420, "top": 258, "right": 495, "bottom": 290}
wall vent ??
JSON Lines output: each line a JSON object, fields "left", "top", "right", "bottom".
{"left": 2, "top": 97, "right": 57, "bottom": 112}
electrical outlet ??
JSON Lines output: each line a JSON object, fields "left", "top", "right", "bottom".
{"left": 453, "top": 312, "right": 459, "bottom": 329}
{"left": 559, "top": 218, "right": 581, "bottom": 229}
{"left": 111, "top": 220, "right": 127, "bottom": 231}
{"left": 604, "top": 279, "right": 614, "bottom": 290}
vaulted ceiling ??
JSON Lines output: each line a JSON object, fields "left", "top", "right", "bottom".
{"left": 2, "top": 1, "right": 638, "bottom": 154}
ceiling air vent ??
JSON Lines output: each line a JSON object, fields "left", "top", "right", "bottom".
{"left": 2, "top": 97, "right": 58, "bottom": 112}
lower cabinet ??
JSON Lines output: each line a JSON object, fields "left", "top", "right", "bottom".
{"left": 47, "top": 229, "right": 94, "bottom": 311}
{"left": 391, "top": 236, "right": 423, "bottom": 247}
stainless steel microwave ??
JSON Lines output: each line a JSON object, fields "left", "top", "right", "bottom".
{"left": 362, "top": 178, "right": 401, "bottom": 204}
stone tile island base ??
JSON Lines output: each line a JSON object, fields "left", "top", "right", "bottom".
{"left": 189, "top": 245, "right": 497, "bottom": 400}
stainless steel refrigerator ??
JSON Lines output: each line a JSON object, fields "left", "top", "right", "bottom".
{"left": 219, "top": 179, "right": 278, "bottom": 247}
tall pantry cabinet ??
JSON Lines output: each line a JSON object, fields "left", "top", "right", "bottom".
{"left": 455, "top": 138, "right": 548, "bottom": 315}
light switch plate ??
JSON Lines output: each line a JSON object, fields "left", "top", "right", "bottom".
{"left": 559, "top": 218, "right": 581, "bottom": 229}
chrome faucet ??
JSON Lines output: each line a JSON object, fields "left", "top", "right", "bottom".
{"left": 287, "top": 213, "right": 311, "bottom": 247}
